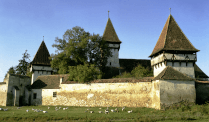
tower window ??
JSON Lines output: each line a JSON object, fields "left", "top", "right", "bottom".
{"left": 33, "top": 93, "right": 37, "bottom": 99}
{"left": 110, "top": 62, "right": 111, "bottom": 66}
{"left": 53, "top": 92, "right": 57, "bottom": 97}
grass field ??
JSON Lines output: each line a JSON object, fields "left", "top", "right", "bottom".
{"left": 0, "top": 102, "right": 209, "bottom": 122}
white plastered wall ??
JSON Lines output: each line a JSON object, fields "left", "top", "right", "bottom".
{"left": 167, "top": 62, "right": 195, "bottom": 78}
{"left": 154, "top": 62, "right": 166, "bottom": 77}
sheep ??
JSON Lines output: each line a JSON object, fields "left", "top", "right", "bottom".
{"left": 89, "top": 111, "right": 94, "bottom": 113}
{"left": 48, "top": 107, "right": 50, "bottom": 109}
{"left": 4, "top": 108, "right": 8, "bottom": 111}
{"left": 17, "top": 107, "right": 21, "bottom": 109}
{"left": 115, "top": 108, "right": 118, "bottom": 113}
{"left": 87, "top": 109, "right": 89, "bottom": 111}
{"left": 98, "top": 111, "right": 103, "bottom": 113}
{"left": 32, "top": 108, "right": 34, "bottom": 111}
{"left": 63, "top": 108, "right": 66, "bottom": 110}
{"left": 127, "top": 110, "right": 133, "bottom": 113}
{"left": 111, "top": 109, "right": 116, "bottom": 112}
{"left": 99, "top": 108, "right": 102, "bottom": 109}
{"left": 0, "top": 108, "right": 3, "bottom": 111}
{"left": 105, "top": 110, "right": 109, "bottom": 114}
{"left": 26, "top": 109, "right": 29, "bottom": 112}
{"left": 66, "top": 107, "right": 68, "bottom": 109}
{"left": 122, "top": 107, "right": 125, "bottom": 111}
{"left": 59, "top": 107, "right": 62, "bottom": 109}
{"left": 43, "top": 111, "right": 48, "bottom": 113}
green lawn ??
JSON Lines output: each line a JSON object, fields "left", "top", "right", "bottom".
{"left": 0, "top": 103, "right": 209, "bottom": 122}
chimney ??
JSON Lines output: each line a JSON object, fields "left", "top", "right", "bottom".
{"left": 60, "top": 77, "right": 64, "bottom": 84}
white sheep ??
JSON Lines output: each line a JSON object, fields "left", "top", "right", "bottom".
{"left": 26, "top": 109, "right": 29, "bottom": 112}
{"left": 105, "top": 110, "right": 109, "bottom": 114}
{"left": 43, "top": 111, "right": 48, "bottom": 113}
{"left": 48, "top": 107, "right": 50, "bottom": 109}
{"left": 127, "top": 110, "right": 133, "bottom": 113}
{"left": 99, "top": 108, "right": 102, "bottom": 109}
{"left": 0, "top": 108, "right": 3, "bottom": 111}
{"left": 59, "top": 107, "right": 61, "bottom": 109}
{"left": 111, "top": 109, "right": 116, "bottom": 112}
{"left": 122, "top": 107, "right": 125, "bottom": 111}
{"left": 98, "top": 111, "right": 102, "bottom": 113}
{"left": 32, "top": 108, "right": 34, "bottom": 111}
{"left": 66, "top": 107, "right": 68, "bottom": 109}
{"left": 89, "top": 111, "right": 94, "bottom": 113}
{"left": 63, "top": 108, "right": 66, "bottom": 110}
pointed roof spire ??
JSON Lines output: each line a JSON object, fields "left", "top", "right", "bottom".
{"left": 149, "top": 15, "right": 199, "bottom": 57}
{"left": 102, "top": 16, "right": 121, "bottom": 43}
{"left": 31, "top": 41, "right": 51, "bottom": 66}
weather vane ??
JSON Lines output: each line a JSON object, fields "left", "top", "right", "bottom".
{"left": 43, "top": 36, "right": 44, "bottom": 41}
{"left": 108, "top": 10, "right": 110, "bottom": 18}
{"left": 169, "top": 8, "right": 171, "bottom": 14}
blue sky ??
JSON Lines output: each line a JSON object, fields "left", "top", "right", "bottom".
{"left": 0, "top": 0, "right": 209, "bottom": 82}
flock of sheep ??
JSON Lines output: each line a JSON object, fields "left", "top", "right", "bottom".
{"left": 85, "top": 106, "right": 133, "bottom": 114}
{"left": 0, "top": 106, "right": 133, "bottom": 114}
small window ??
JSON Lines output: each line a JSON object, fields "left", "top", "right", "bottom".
{"left": 53, "top": 92, "right": 57, "bottom": 97}
{"left": 110, "top": 62, "right": 111, "bottom": 66}
{"left": 33, "top": 93, "right": 37, "bottom": 99}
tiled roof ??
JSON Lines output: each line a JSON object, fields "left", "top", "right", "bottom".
{"left": 102, "top": 18, "right": 122, "bottom": 43}
{"left": 0, "top": 82, "right": 6, "bottom": 85}
{"left": 31, "top": 74, "right": 69, "bottom": 89}
{"left": 153, "top": 66, "right": 195, "bottom": 81}
{"left": 9, "top": 73, "right": 30, "bottom": 78}
{"left": 62, "top": 77, "right": 153, "bottom": 84}
{"left": 150, "top": 15, "right": 199, "bottom": 57}
{"left": 31, "top": 41, "right": 51, "bottom": 66}
{"left": 194, "top": 64, "right": 209, "bottom": 78}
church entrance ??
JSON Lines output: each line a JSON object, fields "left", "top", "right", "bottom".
{"left": 19, "top": 96, "right": 23, "bottom": 106}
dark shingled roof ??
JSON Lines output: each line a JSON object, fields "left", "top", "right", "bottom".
{"left": 150, "top": 15, "right": 199, "bottom": 57}
{"left": 102, "top": 18, "right": 122, "bottom": 43}
{"left": 31, "top": 74, "right": 69, "bottom": 89}
{"left": 194, "top": 64, "right": 209, "bottom": 78}
{"left": 153, "top": 66, "right": 195, "bottom": 81}
{"left": 31, "top": 41, "right": 51, "bottom": 66}
{"left": 0, "top": 82, "right": 6, "bottom": 85}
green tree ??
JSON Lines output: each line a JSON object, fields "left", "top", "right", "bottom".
{"left": 15, "top": 50, "right": 31, "bottom": 76}
{"left": 49, "top": 26, "right": 112, "bottom": 80}
{"left": 131, "top": 64, "right": 153, "bottom": 78}
{"left": 68, "top": 63, "right": 102, "bottom": 83}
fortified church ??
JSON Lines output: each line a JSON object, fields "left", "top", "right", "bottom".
{"left": 0, "top": 14, "right": 209, "bottom": 109}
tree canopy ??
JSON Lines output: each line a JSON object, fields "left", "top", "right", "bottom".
{"left": 49, "top": 26, "right": 113, "bottom": 81}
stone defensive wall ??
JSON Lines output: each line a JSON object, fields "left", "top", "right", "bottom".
{"left": 41, "top": 77, "right": 157, "bottom": 108}
{"left": 196, "top": 81, "right": 209, "bottom": 104}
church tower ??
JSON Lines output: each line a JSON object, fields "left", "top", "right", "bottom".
{"left": 149, "top": 14, "right": 199, "bottom": 78}
{"left": 29, "top": 41, "right": 56, "bottom": 84}
{"left": 102, "top": 16, "right": 122, "bottom": 68}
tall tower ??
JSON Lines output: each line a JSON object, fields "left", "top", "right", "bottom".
{"left": 149, "top": 14, "right": 199, "bottom": 78}
{"left": 102, "top": 17, "right": 122, "bottom": 68}
{"left": 29, "top": 41, "right": 55, "bottom": 84}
